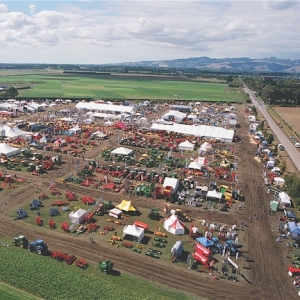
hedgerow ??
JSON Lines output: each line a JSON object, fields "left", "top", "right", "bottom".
{"left": 0, "top": 247, "right": 191, "bottom": 300}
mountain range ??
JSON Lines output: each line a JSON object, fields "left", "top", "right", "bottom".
{"left": 118, "top": 56, "right": 300, "bottom": 74}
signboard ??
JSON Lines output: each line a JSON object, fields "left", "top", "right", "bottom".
{"left": 228, "top": 257, "right": 238, "bottom": 269}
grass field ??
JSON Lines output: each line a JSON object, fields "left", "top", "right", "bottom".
{"left": 0, "top": 246, "right": 196, "bottom": 300}
{"left": 0, "top": 71, "right": 244, "bottom": 102}
{"left": 0, "top": 281, "right": 41, "bottom": 300}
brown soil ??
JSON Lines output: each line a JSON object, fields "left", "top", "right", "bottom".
{"left": 0, "top": 103, "right": 298, "bottom": 300}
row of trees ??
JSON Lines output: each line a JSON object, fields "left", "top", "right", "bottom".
{"left": 243, "top": 76, "right": 300, "bottom": 106}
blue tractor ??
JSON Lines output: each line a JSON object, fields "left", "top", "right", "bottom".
{"left": 27, "top": 239, "right": 48, "bottom": 255}
{"left": 210, "top": 237, "right": 224, "bottom": 254}
{"left": 224, "top": 239, "right": 238, "bottom": 256}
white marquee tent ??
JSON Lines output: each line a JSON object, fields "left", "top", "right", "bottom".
{"left": 150, "top": 123, "right": 234, "bottom": 142}
{"left": 206, "top": 189, "right": 222, "bottom": 200}
{"left": 75, "top": 101, "right": 135, "bottom": 114}
{"left": 178, "top": 140, "right": 194, "bottom": 151}
{"left": 164, "top": 215, "right": 185, "bottom": 235}
{"left": 123, "top": 224, "right": 145, "bottom": 243}
{"left": 0, "top": 143, "right": 20, "bottom": 157}
{"left": 69, "top": 209, "right": 88, "bottom": 224}
{"left": 111, "top": 147, "right": 133, "bottom": 156}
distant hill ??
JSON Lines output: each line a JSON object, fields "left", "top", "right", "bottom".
{"left": 117, "top": 57, "right": 300, "bottom": 74}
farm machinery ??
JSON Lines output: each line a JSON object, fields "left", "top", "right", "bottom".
{"left": 148, "top": 207, "right": 160, "bottom": 220}
{"left": 99, "top": 260, "right": 114, "bottom": 274}
{"left": 27, "top": 239, "right": 48, "bottom": 255}
{"left": 13, "top": 235, "right": 28, "bottom": 248}
{"left": 16, "top": 208, "right": 28, "bottom": 219}
{"left": 30, "top": 199, "right": 44, "bottom": 210}
{"left": 66, "top": 190, "right": 77, "bottom": 201}
{"left": 51, "top": 250, "right": 77, "bottom": 265}
{"left": 75, "top": 258, "right": 89, "bottom": 269}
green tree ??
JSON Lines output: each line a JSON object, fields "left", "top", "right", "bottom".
{"left": 267, "top": 134, "right": 274, "bottom": 145}
{"left": 2, "top": 86, "right": 19, "bottom": 99}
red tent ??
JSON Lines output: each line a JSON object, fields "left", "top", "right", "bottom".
{"left": 113, "top": 122, "right": 128, "bottom": 130}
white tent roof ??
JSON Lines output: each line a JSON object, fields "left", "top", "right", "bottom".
{"left": 164, "top": 215, "right": 185, "bottom": 235}
{"left": 111, "top": 147, "right": 133, "bottom": 156}
{"left": 178, "top": 140, "right": 194, "bottom": 151}
{"left": 206, "top": 189, "right": 222, "bottom": 200}
{"left": 188, "top": 161, "right": 202, "bottom": 170}
{"left": 163, "top": 177, "right": 179, "bottom": 190}
{"left": 123, "top": 224, "right": 145, "bottom": 243}
{"left": 69, "top": 209, "right": 88, "bottom": 224}
{"left": 12, "top": 126, "right": 29, "bottom": 136}
{"left": 278, "top": 192, "right": 291, "bottom": 206}
{"left": 75, "top": 101, "right": 135, "bottom": 114}
{"left": 150, "top": 123, "right": 234, "bottom": 142}
{"left": 274, "top": 177, "right": 285, "bottom": 184}
{"left": 5, "top": 127, "right": 20, "bottom": 138}
{"left": 162, "top": 110, "right": 186, "bottom": 121}
{"left": 0, "top": 143, "right": 20, "bottom": 157}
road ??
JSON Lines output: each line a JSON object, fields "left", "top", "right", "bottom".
{"left": 242, "top": 84, "right": 300, "bottom": 172}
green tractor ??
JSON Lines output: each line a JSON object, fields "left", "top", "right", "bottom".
{"left": 148, "top": 208, "right": 160, "bottom": 220}
{"left": 13, "top": 235, "right": 29, "bottom": 248}
{"left": 99, "top": 260, "right": 114, "bottom": 274}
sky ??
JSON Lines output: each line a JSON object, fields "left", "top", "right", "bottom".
{"left": 0, "top": 0, "right": 299, "bottom": 64}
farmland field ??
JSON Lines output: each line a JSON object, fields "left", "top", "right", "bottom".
{"left": 0, "top": 281, "right": 41, "bottom": 300}
{"left": 0, "top": 246, "right": 194, "bottom": 300}
{"left": 0, "top": 71, "right": 244, "bottom": 102}
{"left": 272, "top": 106, "right": 300, "bottom": 135}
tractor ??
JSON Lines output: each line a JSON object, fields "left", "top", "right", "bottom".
{"left": 224, "top": 239, "right": 239, "bottom": 256}
{"left": 27, "top": 239, "right": 48, "bottom": 255}
{"left": 148, "top": 208, "right": 160, "bottom": 220}
{"left": 210, "top": 237, "right": 224, "bottom": 254}
{"left": 99, "top": 260, "right": 114, "bottom": 274}
{"left": 13, "top": 235, "right": 28, "bottom": 248}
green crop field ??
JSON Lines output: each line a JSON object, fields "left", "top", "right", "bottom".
{"left": 0, "top": 246, "right": 197, "bottom": 300}
{"left": 0, "top": 71, "right": 244, "bottom": 102}
{"left": 0, "top": 281, "right": 41, "bottom": 300}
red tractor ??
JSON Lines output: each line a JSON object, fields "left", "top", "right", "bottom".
{"left": 66, "top": 190, "right": 77, "bottom": 201}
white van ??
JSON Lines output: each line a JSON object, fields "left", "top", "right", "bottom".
{"left": 295, "top": 143, "right": 300, "bottom": 148}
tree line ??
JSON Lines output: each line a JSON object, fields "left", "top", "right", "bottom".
{"left": 242, "top": 76, "right": 300, "bottom": 106}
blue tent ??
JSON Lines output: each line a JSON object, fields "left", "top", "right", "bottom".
{"left": 196, "top": 237, "right": 214, "bottom": 248}
{"left": 288, "top": 222, "right": 300, "bottom": 241}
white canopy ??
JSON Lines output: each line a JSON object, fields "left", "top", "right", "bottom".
{"left": 75, "top": 101, "right": 135, "bottom": 114}
{"left": 164, "top": 215, "right": 185, "bottom": 235}
{"left": 150, "top": 123, "right": 234, "bottom": 142}
{"left": 111, "top": 147, "right": 133, "bottom": 156}
{"left": 206, "top": 189, "right": 222, "bottom": 200}
{"left": 178, "top": 140, "right": 194, "bottom": 151}
{"left": 163, "top": 177, "right": 179, "bottom": 191}
{"left": 69, "top": 209, "right": 88, "bottom": 224}
{"left": 0, "top": 143, "right": 20, "bottom": 157}
{"left": 162, "top": 110, "right": 186, "bottom": 122}
{"left": 278, "top": 192, "right": 291, "bottom": 207}
{"left": 188, "top": 161, "right": 203, "bottom": 170}
{"left": 123, "top": 224, "right": 145, "bottom": 243}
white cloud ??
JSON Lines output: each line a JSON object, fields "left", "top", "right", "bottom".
{"left": 0, "top": 1, "right": 298, "bottom": 63}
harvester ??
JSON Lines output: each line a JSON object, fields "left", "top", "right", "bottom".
{"left": 27, "top": 239, "right": 48, "bottom": 255}
{"left": 99, "top": 260, "right": 114, "bottom": 274}
{"left": 13, "top": 235, "right": 28, "bottom": 248}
